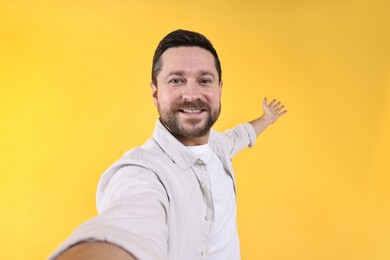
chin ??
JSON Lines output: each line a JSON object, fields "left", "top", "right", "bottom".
{"left": 179, "top": 123, "right": 210, "bottom": 138}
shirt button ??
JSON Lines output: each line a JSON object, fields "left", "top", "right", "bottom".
{"left": 201, "top": 250, "right": 207, "bottom": 256}
{"left": 196, "top": 159, "right": 204, "bottom": 165}
{"left": 205, "top": 215, "right": 210, "bottom": 221}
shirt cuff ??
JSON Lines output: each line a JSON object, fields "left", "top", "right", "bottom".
{"left": 242, "top": 123, "right": 257, "bottom": 148}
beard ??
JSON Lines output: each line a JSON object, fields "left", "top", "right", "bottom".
{"left": 158, "top": 100, "right": 221, "bottom": 139}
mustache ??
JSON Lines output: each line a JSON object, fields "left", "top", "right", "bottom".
{"left": 174, "top": 100, "right": 209, "bottom": 110}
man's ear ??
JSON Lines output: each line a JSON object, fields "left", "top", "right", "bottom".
{"left": 219, "top": 80, "right": 223, "bottom": 96}
{"left": 150, "top": 82, "right": 158, "bottom": 107}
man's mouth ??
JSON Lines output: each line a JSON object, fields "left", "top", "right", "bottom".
{"left": 179, "top": 109, "right": 204, "bottom": 113}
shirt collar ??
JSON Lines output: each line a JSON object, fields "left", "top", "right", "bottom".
{"left": 152, "top": 119, "right": 200, "bottom": 170}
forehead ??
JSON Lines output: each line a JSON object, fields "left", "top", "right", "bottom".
{"left": 159, "top": 47, "right": 217, "bottom": 75}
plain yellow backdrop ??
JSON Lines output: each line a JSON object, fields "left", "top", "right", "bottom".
{"left": 1, "top": 0, "right": 389, "bottom": 259}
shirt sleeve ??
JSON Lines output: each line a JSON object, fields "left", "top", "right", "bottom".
{"left": 49, "top": 166, "right": 169, "bottom": 260}
{"left": 219, "top": 123, "right": 257, "bottom": 158}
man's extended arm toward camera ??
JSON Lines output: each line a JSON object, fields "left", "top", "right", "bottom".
{"left": 56, "top": 241, "right": 136, "bottom": 260}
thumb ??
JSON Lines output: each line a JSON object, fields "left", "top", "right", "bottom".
{"left": 263, "top": 97, "right": 268, "bottom": 106}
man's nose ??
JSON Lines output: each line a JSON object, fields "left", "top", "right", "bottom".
{"left": 182, "top": 81, "right": 201, "bottom": 101}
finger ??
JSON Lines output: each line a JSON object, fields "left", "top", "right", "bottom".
{"left": 273, "top": 101, "right": 281, "bottom": 108}
{"left": 276, "top": 105, "right": 285, "bottom": 112}
{"left": 279, "top": 110, "right": 288, "bottom": 116}
{"left": 263, "top": 97, "right": 267, "bottom": 106}
{"left": 269, "top": 99, "right": 276, "bottom": 106}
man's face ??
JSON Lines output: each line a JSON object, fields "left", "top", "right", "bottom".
{"left": 151, "top": 46, "right": 222, "bottom": 145}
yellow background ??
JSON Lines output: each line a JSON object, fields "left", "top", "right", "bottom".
{"left": 1, "top": 0, "right": 389, "bottom": 259}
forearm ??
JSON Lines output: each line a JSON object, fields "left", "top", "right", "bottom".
{"left": 56, "top": 241, "right": 136, "bottom": 260}
{"left": 249, "top": 115, "right": 274, "bottom": 137}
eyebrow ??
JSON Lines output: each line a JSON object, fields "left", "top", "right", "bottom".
{"left": 165, "top": 70, "right": 216, "bottom": 80}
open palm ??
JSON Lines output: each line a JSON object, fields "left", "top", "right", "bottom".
{"left": 262, "top": 97, "right": 287, "bottom": 124}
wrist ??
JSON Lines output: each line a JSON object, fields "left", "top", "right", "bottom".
{"left": 262, "top": 114, "right": 276, "bottom": 125}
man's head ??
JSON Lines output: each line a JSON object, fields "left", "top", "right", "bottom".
{"left": 150, "top": 30, "right": 223, "bottom": 146}
{"left": 152, "top": 29, "right": 222, "bottom": 86}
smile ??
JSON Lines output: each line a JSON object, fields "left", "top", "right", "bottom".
{"left": 180, "top": 109, "right": 203, "bottom": 113}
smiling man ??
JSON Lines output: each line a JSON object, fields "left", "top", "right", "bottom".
{"left": 51, "top": 29, "right": 287, "bottom": 260}
{"left": 152, "top": 46, "right": 222, "bottom": 146}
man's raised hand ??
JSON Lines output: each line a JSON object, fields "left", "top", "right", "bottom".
{"left": 262, "top": 97, "right": 288, "bottom": 125}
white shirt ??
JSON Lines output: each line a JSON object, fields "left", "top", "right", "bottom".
{"left": 49, "top": 120, "right": 256, "bottom": 260}
{"left": 187, "top": 144, "right": 240, "bottom": 259}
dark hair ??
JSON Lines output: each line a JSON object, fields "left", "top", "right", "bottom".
{"left": 151, "top": 29, "right": 222, "bottom": 86}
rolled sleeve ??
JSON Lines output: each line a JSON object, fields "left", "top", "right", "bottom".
{"left": 216, "top": 123, "right": 257, "bottom": 158}
{"left": 242, "top": 123, "right": 257, "bottom": 148}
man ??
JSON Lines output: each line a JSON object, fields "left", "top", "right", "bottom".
{"left": 51, "top": 29, "right": 287, "bottom": 260}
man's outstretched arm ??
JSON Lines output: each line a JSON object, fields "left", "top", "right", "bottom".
{"left": 56, "top": 242, "right": 136, "bottom": 260}
{"left": 249, "top": 97, "right": 287, "bottom": 136}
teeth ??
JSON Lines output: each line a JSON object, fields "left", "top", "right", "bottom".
{"left": 182, "top": 109, "right": 202, "bottom": 113}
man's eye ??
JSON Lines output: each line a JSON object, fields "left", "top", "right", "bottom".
{"left": 200, "top": 79, "right": 212, "bottom": 84}
{"left": 169, "top": 78, "right": 184, "bottom": 84}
